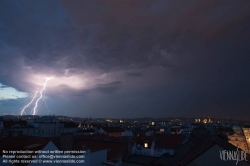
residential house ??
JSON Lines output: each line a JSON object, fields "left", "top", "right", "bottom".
{"left": 131, "top": 134, "right": 186, "bottom": 157}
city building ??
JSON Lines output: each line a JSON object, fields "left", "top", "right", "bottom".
{"left": 131, "top": 134, "right": 186, "bottom": 156}
{"left": 1, "top": 116, "right": 78, "bottom": 137}
{"left": 228, "top": 125, "right": 249, "bottom": 153}
{"left": 242, "top": 125, "right": 250, "bottom": 153}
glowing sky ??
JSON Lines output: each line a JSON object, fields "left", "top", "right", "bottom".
{"left": 0, "top": 0, "right": 250, "bottom": 119}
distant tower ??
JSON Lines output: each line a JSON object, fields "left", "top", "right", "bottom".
{"left": 232, "top": 125, "right": 243, "bottom": 135}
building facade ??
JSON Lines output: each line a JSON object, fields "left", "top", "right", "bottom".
{"left": 228, "top": 125, "right": 249, "bottom": 153}
{"left": 242, "top": 125, "right": 250, "bottom": 153}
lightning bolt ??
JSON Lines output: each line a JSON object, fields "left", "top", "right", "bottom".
{"left": 20, "top": 91, "right": 38, "bottom": 116}
{"left": 32, "top": 77, "right": 52, "bottom": 115}
{"left": 43, "top": 91, "right": 49, "bottom": 110}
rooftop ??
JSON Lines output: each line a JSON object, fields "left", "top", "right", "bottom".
{"left": 0, "top": 135, "right": 47, "bottom": 156}
{"left": 73, "top": 139, "right": 128, "bottom": 159}
{"left": 155, "top": 134, "right": 186, "bottom": 149}
{"left": 102, "top": 127, "right": 125, "bottom": 133}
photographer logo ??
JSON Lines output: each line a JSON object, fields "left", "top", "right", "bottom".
{"left": 219, "top": 147, "right": 247, "bottom": 165}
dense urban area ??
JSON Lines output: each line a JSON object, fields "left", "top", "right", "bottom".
{"left": 0, "top": 115, "right": 250, "bottom": 165}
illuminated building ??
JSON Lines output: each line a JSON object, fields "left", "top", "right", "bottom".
{"left": 203, "top": 119, "right": 207, "bottom": 124}
{"left": 228, "top": 125, "right": 249, "bottom": 153}
{"left": 242, "top": 125, "right": 250, "bottom": 153}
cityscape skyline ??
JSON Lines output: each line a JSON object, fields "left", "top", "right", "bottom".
{"left": 0, "top": 0, "right": 250, "bottom": 119}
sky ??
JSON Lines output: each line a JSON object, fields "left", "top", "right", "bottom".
{"left": 0, "top": 0, "right": 250, "bottom": 119}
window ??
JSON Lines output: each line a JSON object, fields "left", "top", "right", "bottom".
{"left": 144, "top": 143, "right": 148, "bottom": 148}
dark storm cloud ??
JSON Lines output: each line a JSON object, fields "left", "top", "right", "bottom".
{"left": 46, "top": 81, "right": 122, "bottom": 97}
{"left": 95, "top": 86, "right": 120, "bottom": 94}
{"left": 62, "top": 0, "right": 250, "bottom": 70}
{"left": 0, "top": 0, "right": 72, "bottom": 88}
{"left": 94, "top": 81, "right": 122, "bottom": 94}
{"left": 0, "top": 0, "right": 250, "bottom": 118}
{"left": 61, "top": 0, "right": 250, "bottom": 119}
{"left": 97, "top": 81, "right": 122, "bottom": 87}
{"left": 126, "top": 73, "right": 143, "bottom": 77}
{"left": 0, "top": 98, "right": 26, "bottom": 107}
